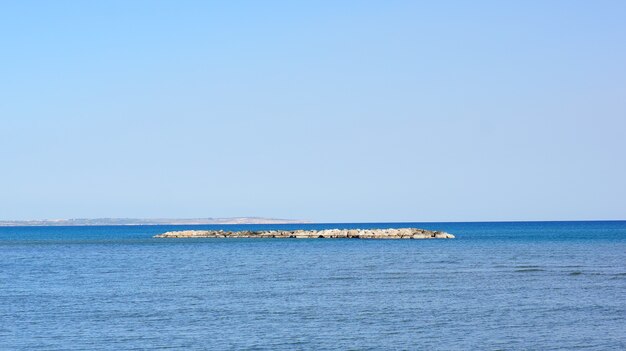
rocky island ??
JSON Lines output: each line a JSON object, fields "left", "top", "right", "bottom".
{"left": 154, "top": 228, "right": 454, "bottom": 239}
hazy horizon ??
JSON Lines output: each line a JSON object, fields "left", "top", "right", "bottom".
{"left": 1, "top": 216, "right": 625, "bottom": 224}
{"left": 2, "top": 1, "right": 625, "bottom": 222}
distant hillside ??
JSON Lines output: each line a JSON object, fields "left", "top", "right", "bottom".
{"left": 0, "top": 217, "right": 309, "bottom": 226}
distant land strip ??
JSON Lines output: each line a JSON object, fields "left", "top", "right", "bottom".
{"left": 0, "top": 217, "right": 309, "bottom": 227}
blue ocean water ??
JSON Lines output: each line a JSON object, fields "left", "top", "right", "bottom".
{"left": 1, "top": 221, "right": 624, "bottom": 350}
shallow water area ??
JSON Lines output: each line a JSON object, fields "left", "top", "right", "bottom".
{"left": 1, "top": 221, "right": 625, "bottom": 350}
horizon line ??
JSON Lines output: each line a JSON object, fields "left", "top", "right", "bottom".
{"left": 0, "top": 217, "right": 624, "bottom": 227}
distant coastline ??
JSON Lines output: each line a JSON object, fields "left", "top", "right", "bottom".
{"left": 0, "top": 217, "right": 309, "bottom": 227}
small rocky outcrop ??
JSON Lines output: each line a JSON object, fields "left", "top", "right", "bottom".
{"left": 154, "top": 228, "right": 454, "bottom": 239}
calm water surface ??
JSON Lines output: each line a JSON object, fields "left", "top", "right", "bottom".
{"left": 1, "top": 221, "right": 625, "bottom": 350}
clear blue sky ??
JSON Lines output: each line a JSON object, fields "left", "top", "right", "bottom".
{"left": 1, "top": 1, "right": 625, "bottom": 222}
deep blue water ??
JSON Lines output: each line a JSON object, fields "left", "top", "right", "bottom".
{"left": 1, "top": 221, "right": 625, "bottom": 350}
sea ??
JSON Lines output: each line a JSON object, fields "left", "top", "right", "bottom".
{"left": 1, "top": 221, "right": 624, "bottom": 350}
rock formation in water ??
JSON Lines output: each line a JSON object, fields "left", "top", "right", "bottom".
{"left": 154, "top": 228, "right": 454, "bottom": 239}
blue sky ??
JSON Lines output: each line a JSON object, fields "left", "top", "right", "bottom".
{"left": 1, "top": 1, "right": 625, "bottom": 222}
